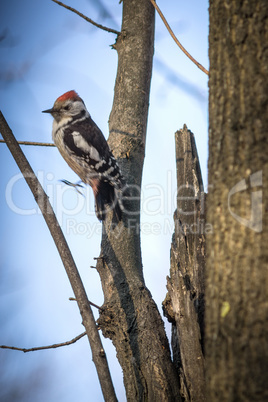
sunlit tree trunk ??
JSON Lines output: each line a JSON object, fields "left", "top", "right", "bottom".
{"left": 206, "top": 1, "right": 268, "bottom": 400}
{"left": 96, "top": 0, "right": 181, "bottom": 400}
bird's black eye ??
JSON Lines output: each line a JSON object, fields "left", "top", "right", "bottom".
{"left": 63, "top": 104, "right": 70, "bottom": 111}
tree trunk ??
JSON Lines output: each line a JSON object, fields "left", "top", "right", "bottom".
{"left": 206, "top": 1, "right": 268, "bottom": 400}
{"left": 163, "top": 125, "right": 206, "bottom": 402}
{"left": 96, "top": 1, "right": 180, "bottom": 400}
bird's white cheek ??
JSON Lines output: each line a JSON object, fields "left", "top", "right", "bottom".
{"left": 52, "top": 116, "right": 73, "bottom": 141}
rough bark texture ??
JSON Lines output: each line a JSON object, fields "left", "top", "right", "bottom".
{"left": 96, "top": 1, "right": 181, "bottom": 401}
{"left": 163, "top": 126, "right": 206, "bottom": 402}
{"left": 207, "top": 1, "right": 268, "bottom": 401}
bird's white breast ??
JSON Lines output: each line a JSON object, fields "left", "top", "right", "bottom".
{"left": 52, "top": 117, "right": 72, "bottom": 143}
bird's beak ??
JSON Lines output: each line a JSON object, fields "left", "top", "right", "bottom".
{"left": 42, "top": 108, "right": 55, "bottom": 114}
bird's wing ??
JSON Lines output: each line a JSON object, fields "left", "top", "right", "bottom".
{"left": 62, "top": 116, "right": 122, "bottom": 182}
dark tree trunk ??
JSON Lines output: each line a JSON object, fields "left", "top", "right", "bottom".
{"left": 96, "top": 1, "right": 181, "bottom": 400}
{"left": 206, "top": 1, "right": 268, "bottom": 400}
{"left": 163, "top": 125, "right": 206, "bottom": 402}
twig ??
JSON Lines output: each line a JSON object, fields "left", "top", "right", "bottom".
{"left": 51, "top": 0, "right": 120, "bottom": 35}
{"left": 0, "top": 139, "right": 55, "bottom": 147}
{"left": 0, "top": 332, "right": 87, "bottom": 353}
{"left": 0, "top": 111, "right": 117, "bottom": 402}
{"left": 69, "top": 297, "right": 103, "bottom": 311}
{"left": 149, "top": 0, "right": 209, "bottom": 76}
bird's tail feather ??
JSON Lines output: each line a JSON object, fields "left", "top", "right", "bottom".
{"left": 95, "top": 181, "right": 122, "bottom": 222}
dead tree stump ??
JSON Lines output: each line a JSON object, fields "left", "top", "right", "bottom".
{"left": 163, "top": 124, "right": 206, "bottom": 402}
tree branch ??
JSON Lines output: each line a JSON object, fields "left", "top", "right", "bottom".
{"left": 0, "top": 111, "right": 117, "bottom": 402}
{"left": 149, "top": 0, "right": 209, "bottom": 75}
{"left": 69, "top": 297, "right": 103, "bottom": 311}
{"left": 0, "top": 139, "right": 55, "bottom": 147}
{"left": 51, "top": 0, "right": 120, "bottom": 35}
{"left": 0, "top": 332, "right": 87, "bottom": 353}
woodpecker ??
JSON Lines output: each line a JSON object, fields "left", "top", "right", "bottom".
{"left": 42, "top": 90, "right": 124, "bottom": 221}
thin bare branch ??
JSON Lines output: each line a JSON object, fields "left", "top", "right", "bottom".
{"left": 149, "top": 0, "right": 209, "bottom": 76}
{"left": 0, "top": 139, "right": 55, "bottom": 147}
{"left": 0, "top": 332, "right": 87, "bottom": 353}
{"left": 69, "top": 297, "right": 103, "bottom": 310}
{"left": 51, "top": 0, "right": 120, "bottom": 35}
{"left": 0, "top": 111, "right": 117, "bottom": 402}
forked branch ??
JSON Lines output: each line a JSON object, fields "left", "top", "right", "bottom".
{"left": 0, "top": 111, "right": 117, "bottom": 402}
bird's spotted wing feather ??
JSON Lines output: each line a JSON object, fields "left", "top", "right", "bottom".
{"left": 63, "top": 116, "right": 123, "bottom": 186}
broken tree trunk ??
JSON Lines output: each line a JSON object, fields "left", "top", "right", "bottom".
{"left": 163, "top": 125, "right": 206, "bottom": 402}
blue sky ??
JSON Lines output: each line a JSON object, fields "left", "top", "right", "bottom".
{"left": 0, "top": 1, "right": 208, "bottom": 400}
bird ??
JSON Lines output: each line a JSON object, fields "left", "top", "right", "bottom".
{"left": 42, "top": 90, "right": 124, "bottom": 221}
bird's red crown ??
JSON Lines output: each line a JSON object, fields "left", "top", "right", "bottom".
{"left": 56, "top": 90, "right": 81, "bottom": 103}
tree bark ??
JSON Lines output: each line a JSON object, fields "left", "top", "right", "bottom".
{"left": 163, "top": 125, "right": 206, "bottom": 402}
{"left": 96, "top": 1, "right": 181, "bottom": 401}
{"left": 206, "top": 1, "right": 268, "bottom": 400}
